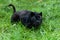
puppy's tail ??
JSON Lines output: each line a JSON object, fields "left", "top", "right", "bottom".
{"left": 8, "top": 4, "right": 16, "bottom": 13}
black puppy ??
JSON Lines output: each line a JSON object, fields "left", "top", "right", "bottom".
{"left": 8, "top": 4, "right": 42, "bottom": 28}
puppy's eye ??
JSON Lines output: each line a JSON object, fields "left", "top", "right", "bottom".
{"left": 38, "top": 15, "right": 41, "bottom": 17}
{"left": 36, "top": 15, "right": 40, "bottom": 20}
{"left": 36, "top": 15, "right": 40, "bottom": 18}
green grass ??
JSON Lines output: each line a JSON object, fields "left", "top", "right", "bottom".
{"left": 0, "top": 0, "right": 60, "bottom": 40}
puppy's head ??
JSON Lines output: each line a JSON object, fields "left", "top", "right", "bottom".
{"left": 31, "top": 12, "right": 42, "bottom": 27}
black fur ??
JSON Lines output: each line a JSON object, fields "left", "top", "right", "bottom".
{"left": 8, "top": 4, "right": 42, "bottom": 28}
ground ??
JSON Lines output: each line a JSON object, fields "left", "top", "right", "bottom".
{"left": 0, "top": 0, "right": 60, "bottom": 40}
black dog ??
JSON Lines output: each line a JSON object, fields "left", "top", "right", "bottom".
{"left": 8, "top": 4, "right": 42, "bottom": 28}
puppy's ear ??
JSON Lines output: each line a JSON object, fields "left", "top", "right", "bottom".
{"left": 39, "top": 12, "right": 42, "bottom": 16}
{"left": 30, "top": 12, "right": 35, "bottom": 17}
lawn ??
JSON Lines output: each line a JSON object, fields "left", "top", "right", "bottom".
{"left": 0, "top": 0, "right": 60, "bottom": 40}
